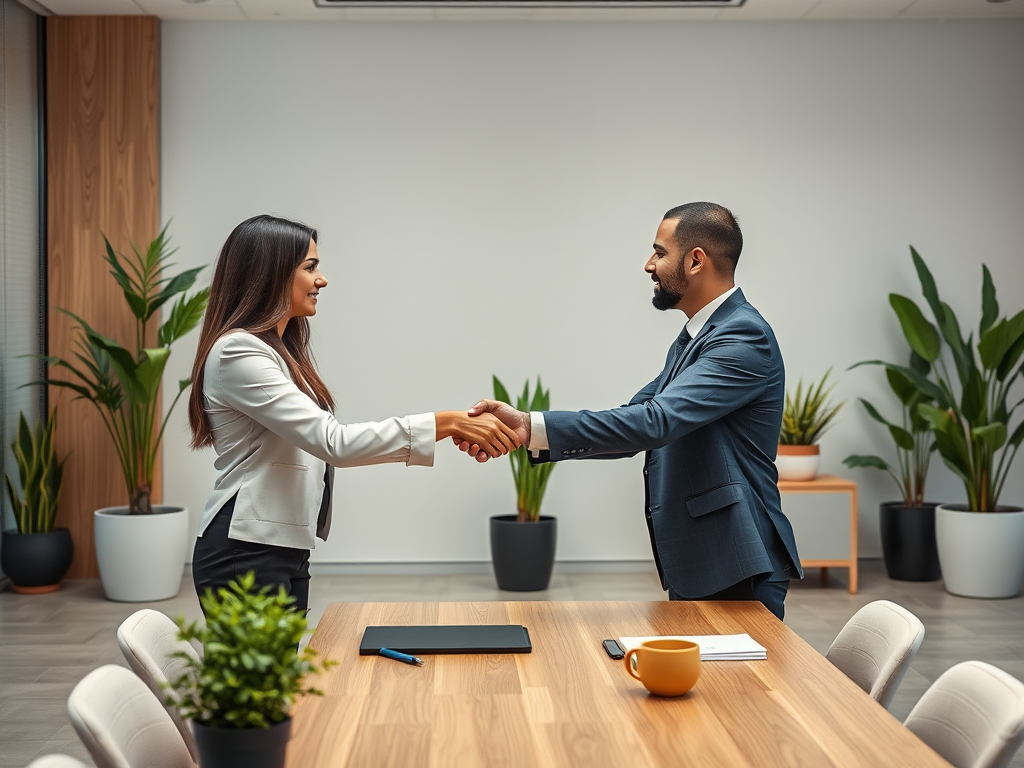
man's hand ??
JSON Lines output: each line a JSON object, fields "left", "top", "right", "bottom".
{"left": 453, "top": 399, "right": 531, "bottom": 462}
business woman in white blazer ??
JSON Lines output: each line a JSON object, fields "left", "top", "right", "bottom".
{"left": 186, "top": 214, "right": 519, "bottom": 611}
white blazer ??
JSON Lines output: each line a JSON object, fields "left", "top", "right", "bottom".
{"left": 197, "top": 331, "right": 435, "bottom": 550}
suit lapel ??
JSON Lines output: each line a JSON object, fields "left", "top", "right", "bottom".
{"left": 656, "top": 289, "right": 748, "bottom": 392}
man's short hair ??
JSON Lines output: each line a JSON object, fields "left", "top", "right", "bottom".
{"left": 663, "top": 202, "right": 742, "bottom": 276}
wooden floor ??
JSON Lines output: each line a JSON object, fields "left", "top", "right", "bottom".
{"left": 1, "top": 560, "right": 1022, "bottom": 767}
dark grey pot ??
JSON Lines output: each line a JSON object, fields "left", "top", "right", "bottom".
{"left": 193, "top": 718, "right": 291, "bottom": 768}
{"left": 489, "top": 515, "right": 557, "bottom": 592}
{"left": 0, "top": 528, "right": 74, "bottom": 592}
{"left": 879, "top": 502, "right": 941, "bottom": 582}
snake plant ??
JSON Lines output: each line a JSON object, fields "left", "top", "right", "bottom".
{"left": 493, "top": 376, "right": 555, "bottom": 522}
{"left": 779, "top": 367, "right": 845, "bottom": 445}
{"left": 4, "top": 410, "right": 67, "bottom": 534}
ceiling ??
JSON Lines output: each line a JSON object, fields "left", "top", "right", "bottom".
{"left": 24, "top": 0, "right": 1024, "bottom": 20}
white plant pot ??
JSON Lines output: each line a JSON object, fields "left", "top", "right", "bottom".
{"left": 94, "top": 505, "right": 189, "bottom": 602}
{"left": 775, "top": 445, "right": 820, "bottom": 481}
{"left": 935, "top": 504, "right": 1024, "bottom": 599}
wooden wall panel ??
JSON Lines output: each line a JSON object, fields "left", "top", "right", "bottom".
{"left": 47, "top": 16, "right": 160, "bottom": 578}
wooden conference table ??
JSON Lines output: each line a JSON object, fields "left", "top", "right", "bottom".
{"left": 288, "top": 601, "right": 948, "bottom": 768}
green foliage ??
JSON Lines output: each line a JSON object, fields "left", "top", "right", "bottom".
{"left": 27, "top": 224, "right": 209, "bottom": 514}
{"left": 779, "top": 368, "right": 845, "bottom": 446}
{"left": 165, "top": 572, "right": 335, "bottom": 730}
{"left": 844, "top": 353, "right": 937, "bottom": 507}
{"left": 863, "top": 247, "right": 1024, "bottom": 511}
{"left": 4, "top": 410, "right": 68, "bottom": 534}
{"left": 493, "top": 376, "right": 555, "bottom": 522}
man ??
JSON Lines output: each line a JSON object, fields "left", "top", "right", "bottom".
{"left": 464, "top": 202, "right": 802, "bottom": 620}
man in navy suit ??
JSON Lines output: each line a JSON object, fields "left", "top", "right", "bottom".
{"left": 464, "top": 202, "right": 802, "bottom": 620}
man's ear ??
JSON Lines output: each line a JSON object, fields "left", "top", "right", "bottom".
{"left": 688, "top": 247, "right": 709, "bottom": 274}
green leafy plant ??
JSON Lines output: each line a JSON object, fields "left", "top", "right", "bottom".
{"left": 4, "top": 410, "right": 68, "bottom": 534}
{"left": 165, "top": 571, "right": 335, "bottom": 729}
{"left": 493, "top": 376, "right": 555, "bottom": 522}
{"left": 779, "top": 368, "right": 845, "bottom": 445}
{"left": 32, "top": 224, "right": 209, "bottom": 514}
{"left": 861, "top": 247, "right": 1024, "bottom": 512}
{"left": 844, "top": 353, "right": 937, "bottom": 507}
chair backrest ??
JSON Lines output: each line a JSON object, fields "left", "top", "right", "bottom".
{"left": 26, "top": 757, "right": 89, "bottom": 768}
{"left": 67, "top": 664, "right": 195, "bottom": 768}
{"left": 905, "top": 660, "right": 1024, "bottom": 768}
{"left": 116, "top": 609, "right": 200, "bottom": 762}
{"left": 826, "top": 599, "right": 925, "bottom": 709}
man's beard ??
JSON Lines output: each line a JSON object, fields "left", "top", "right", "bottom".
{"left": 651, "top": 272, "right": 688, "bottom": 311}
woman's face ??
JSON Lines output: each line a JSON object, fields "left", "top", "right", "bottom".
{"left": 288, "top": 238, "right": 327, "bottom": 320}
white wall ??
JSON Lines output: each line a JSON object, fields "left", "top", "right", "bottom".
{"left": 160, "top": 19, "right": 1024, "bottom": 565}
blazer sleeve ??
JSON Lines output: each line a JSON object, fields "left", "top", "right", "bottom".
{"left": 544, "top": 323, "right": 773, "bottom": 458}
{"left": 212, "top": 334, "right": 435, "bottom": 468}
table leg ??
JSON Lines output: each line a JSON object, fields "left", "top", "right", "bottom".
{"left": 820, "top": 567, "right": 829, "bottom": 587}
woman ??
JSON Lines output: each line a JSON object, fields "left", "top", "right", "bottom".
{"left": 187, "top": 214, "right": 518, "bottom": 611}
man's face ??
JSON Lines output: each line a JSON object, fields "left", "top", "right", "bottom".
{"left": 646, "top": 218, "right": 689, "bottom": 311}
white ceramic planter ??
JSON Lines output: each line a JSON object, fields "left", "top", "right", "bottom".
{"left": 935, "top": 504, "right": 1024, "bottom": 599}
{"left": 94, "top": 505, "right": 189, "bottom": 602}
{"left": 775, "top": 444, "right": 820, "bottom": 481}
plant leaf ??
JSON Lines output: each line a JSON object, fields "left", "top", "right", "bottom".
{"left": 910, "top": 246, "right": 946, "bottom": 328}
{"left": 979, "top": 309, "right": 1024, "bottom": 373}
{"left": 842, "top": 454, "right": 891, "bottom": 472}
{"left": 980, "top": 264, "right": 998, "bottom": 336}
{"left": 889, "top": 294, "right": 941, "bottom": 363}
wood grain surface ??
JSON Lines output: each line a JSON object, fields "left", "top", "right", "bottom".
{"left": 46, "top": 16, "right": 160, "bottom": 577}
{"left": 289, "top": 601, "right": 950, "bottom": 768}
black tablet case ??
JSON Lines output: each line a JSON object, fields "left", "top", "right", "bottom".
{"left": 359, "top": 624, "right": 532, "bottom": 655}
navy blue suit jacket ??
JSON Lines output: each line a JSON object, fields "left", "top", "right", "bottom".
{"left": 539, "top": 289, "right": 802, "bottom": 598}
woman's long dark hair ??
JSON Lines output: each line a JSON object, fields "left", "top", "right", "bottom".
{"left": 188, "top": 214, "right": 335, "bottom": 449}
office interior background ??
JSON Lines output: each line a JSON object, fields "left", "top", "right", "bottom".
{"left": 1, "top": 0, "right": 1024, "bottom": 575}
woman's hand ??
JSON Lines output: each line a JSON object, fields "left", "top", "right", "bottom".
{"left": 435, "top": 411, "right": 520, "bottom": 460}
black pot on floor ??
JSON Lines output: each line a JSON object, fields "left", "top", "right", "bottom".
{"left": 0, "top": 528, "right": 74, "bottom": 594}
{"left": 193, "top": 718, "right": 291, "bottom": 768}
{"left": 879, "top": 502, "right": 941, "bottom": 581}
{"left": 490, "top": 515, "right": 557, "bottom": 592}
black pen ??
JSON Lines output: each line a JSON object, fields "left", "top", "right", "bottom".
{"left": 379, "top": 647, "right": 425, "bottom": 666}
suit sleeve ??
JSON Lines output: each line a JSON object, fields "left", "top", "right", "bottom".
{"left": 213, "top": 335, "right": 435, "bottom": 468}
{"left": 543, "top": 324, "right": 772, "bottom": 459}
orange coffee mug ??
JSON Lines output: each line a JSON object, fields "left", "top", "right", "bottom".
{"left": 624, "top": 639, "right": 701, "bottom": 697}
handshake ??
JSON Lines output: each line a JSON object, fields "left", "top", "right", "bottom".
{"left": 441, "top": 400, "right": 532, "bottom": 463}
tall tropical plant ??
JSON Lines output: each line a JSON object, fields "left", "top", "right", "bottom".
{"left": 779, "top": 368, "right": 845, "bottom": 445}
{"left": 33, "top": 224, "right": 209, "bottom": 514}
{"left": 493, "top": 376, "right": 555, "bottom": 522}
{"left": 4, "top": 410, "right": 67, "bottom": 534}
{"left": 844, "top": 354, "right": 937, "bottom": 507}
{"left": 863, "top": 247, "right": 1024, "bottom": 512}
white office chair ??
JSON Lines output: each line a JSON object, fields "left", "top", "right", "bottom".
{"left": 905, "top": 660, "right": 1024, "bottom": 768}
{"left": 25, "top": 757, "right": 89, "bottom": 768}
{"left": 826, "top": 599, "right": 925, "bottom": 709}
{"left": 67, "top": 664, "right": 195, "bottom": 768}
{"left": 116, "top": 609, "right": 200, "bottom": 763}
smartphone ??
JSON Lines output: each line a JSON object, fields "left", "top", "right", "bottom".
{"left": 602, "top": 639, "right": 625, "bottom": 660}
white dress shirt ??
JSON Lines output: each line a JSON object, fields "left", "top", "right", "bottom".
{"left": 528, "top": 286, "right": 740, "bottom": 454}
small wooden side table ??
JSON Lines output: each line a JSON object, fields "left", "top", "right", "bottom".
{"left": 778, "top": 474, "right": 858, "bottom": 593}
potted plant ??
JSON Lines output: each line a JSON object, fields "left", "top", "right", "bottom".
{"left": 489, "top": 376, "right": 557, "bottom": 591}
{"left": 844, "top": 353, "right": 940, "bottom": 581}
{"left": 777, "top": 368, "right": 845, "bottom": 481}
{"left": 36, "top": 224, "right": 209, "bottom": 601}
{"left": 1, "top": 410, "right": 73, "bottom": 593}
{"left": 869, "top": 247, "right": 1024, "bottom": 598}
{"left": 165, "top": 572, "right": 335, "bottom": 768}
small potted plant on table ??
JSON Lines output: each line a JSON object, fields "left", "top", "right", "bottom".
{"left": 777, "top": 368, "right": 845, "bottom": 481}
{"left": 489, "top": 376, "right": 557, "bottom": 591}
{"left": 844, "top": 353, "right": 940, "bottom": 581}
{"left": 1, "top": 410, "right": 73, "bottom": 593}
{"left": 165, "top": 572, "right": 335, "bottom": 768}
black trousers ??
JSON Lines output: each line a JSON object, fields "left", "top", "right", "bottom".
{"left": 669, "top": 575, "right": 789, "bottom": 622}
{"left": 192, "top": 496, "right": 311, "bottom": 613}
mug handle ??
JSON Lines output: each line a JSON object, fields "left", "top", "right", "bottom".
{"left": 624, "top": 649, "right": 642, "bottom": 681}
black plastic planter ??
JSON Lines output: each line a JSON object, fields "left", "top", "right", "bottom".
{"left": 490, "top": 515, "right": 557, "bottom": 592}
{"left": 0, "top": 528, "right": 74, "bottom": 593}
{"left": 193, "top": 718, "right": 291, "bottom": 768}
{"left": 879, "top": 502, "right": 941, "bottom": 582}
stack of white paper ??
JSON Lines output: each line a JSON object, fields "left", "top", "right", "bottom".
{"left": 617, "top": 633, "right": 767, "bottom": 661}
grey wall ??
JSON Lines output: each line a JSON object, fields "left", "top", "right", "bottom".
{"left": 160, "top": 19, "right": 1024, "bottom": 565}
